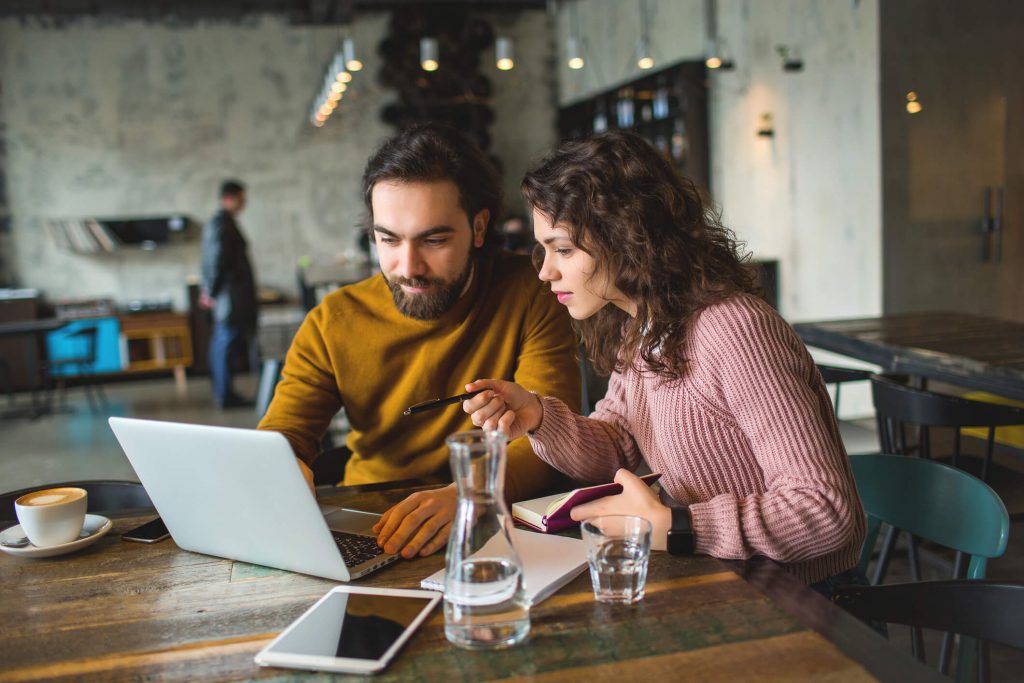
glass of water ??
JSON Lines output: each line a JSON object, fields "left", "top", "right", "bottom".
{"left": 581, "top": 515, "right": 652, "bottom": 604}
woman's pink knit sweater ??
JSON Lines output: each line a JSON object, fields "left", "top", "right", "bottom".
{"left": 529, "top": 294, "right": 865, "bottom": 584}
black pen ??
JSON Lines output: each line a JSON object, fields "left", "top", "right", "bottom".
{"left": 403, "top": 389, "right": 485, "bottom": 416}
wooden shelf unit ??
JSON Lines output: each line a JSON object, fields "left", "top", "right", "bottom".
{"left": 118, "top": 313, "right": 192, "bottom": 391}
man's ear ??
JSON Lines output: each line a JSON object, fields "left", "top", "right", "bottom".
{"left": 472, "top": 209, "right": 490, "bottom": 249}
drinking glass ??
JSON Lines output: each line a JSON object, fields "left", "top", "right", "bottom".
{"left": 581, "top": 515, "right": 652, "bottom": 604}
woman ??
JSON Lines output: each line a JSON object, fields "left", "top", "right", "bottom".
{"left": 464, "top": 132, "right": 866, "bottom": 592}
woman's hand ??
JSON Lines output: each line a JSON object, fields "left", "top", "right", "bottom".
{"left": 570, "top": 468, "right": 672, "bottom": 551}
{"left": 462, "top": 379, "right": 544, "bottom": 441}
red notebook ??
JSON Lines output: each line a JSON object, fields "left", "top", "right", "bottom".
{"left": 511, "top": 473, "right": 662, "bottom": 533}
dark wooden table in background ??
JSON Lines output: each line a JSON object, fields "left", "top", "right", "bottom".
{"left": 0, "top": 483, "right": 942, "bottom": 682}
{"left": 794, "top": 311, "right": 1024, "bottom": 400}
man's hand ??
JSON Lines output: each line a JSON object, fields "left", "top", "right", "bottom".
{"left": 198, "top": 292, "right": 215, "bottom": 310}
{"left": 372, "top": 485, "right": 458, "bottom": 559}
{"left": 462, "top": 379, "right": 543, "bottom": 440}
{"left": 570, "top": 468, "right": 672, "bottom": 551}
{"left": 295, "top": 457, "right": 315, "bottom": 494}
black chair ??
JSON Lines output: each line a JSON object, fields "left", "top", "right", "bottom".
{"left": 48, "top": 325, "right": 108, "bottom": 412}
{"left": 1, "top": 480, "right": 153, "bottom": 524}
{"left": 835, "top": 580, "right": 1024, "bottom": 683}
{"left": 872, "top": 374, "right": 1024, "bottom": 483}
{"left": 311, "top": 446, "right": 352, "bottom": 487}
{"left": 816, "top": 364, "right": 871, "bottom": 417}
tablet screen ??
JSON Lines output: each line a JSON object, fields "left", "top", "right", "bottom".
{"left": 264, "top": 591, "right": 435, "bottom": 661}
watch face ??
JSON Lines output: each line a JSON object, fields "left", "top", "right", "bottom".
{"left": 667, "top": 529, "right": 695, "bottom": 556}
{"left": 668, "top": 508, "right": 695, "bottom": 556}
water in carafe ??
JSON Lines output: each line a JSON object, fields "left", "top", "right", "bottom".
{"left": 444, "top": 429, "right": 530, "bottom": 649}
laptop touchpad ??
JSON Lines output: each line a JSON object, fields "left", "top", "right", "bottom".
{"left": 324, "top": 508, "right": 381, "bottom": 535}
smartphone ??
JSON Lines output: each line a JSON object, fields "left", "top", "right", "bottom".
{"left": 121, "top": 517, "right": 170, "bottom": 543}
{"left": 255, "top": 586, "right": 441, "bottom": 674}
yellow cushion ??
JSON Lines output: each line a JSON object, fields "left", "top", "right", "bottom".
{"left": 961, "top": 392, "right": 1024, "bottom": 449}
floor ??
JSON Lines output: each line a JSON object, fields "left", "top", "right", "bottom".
{"left": 2, "top": 376, "right": 1024, "bottom": 680}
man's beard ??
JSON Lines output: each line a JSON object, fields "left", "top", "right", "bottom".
{"left": 384, "top": 256, "right": 474, "bottom": 320}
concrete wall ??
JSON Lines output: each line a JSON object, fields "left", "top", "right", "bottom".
{"left": 0, "top": 11, "right": 557, "bottom": 309}
{"left": 556, "top": 0, "right": 882, "bottom": 415}
{"left": 709, "top": 0, "right": 881, "bottom": 322}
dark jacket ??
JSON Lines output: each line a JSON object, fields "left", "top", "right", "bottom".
{"left": 200, "top": 209, "right": 257, "bottom": 328}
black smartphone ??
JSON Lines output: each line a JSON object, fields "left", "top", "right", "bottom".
{"left": 122, "top": 517, "right": 170, "bottom": 543}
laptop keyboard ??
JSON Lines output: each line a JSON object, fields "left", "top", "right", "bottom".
{"left": 332, "top": 531, "right": 387, "bottom": 568}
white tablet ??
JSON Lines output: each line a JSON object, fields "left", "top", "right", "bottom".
{"left": 255, "top": 586, "right": 441, "bottom": 674}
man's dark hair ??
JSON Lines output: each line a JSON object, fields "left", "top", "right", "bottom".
{"left": 362, "top": 123, "right": 504, "bottom": 251}
{"left": 220, "top": 179, "right": 246, "bottom": 198}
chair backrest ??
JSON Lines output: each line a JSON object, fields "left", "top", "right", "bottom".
{"left": 815, "top": 364, "right": 871, "bottom": 416}
{"left": 835, "top": 580, "right": 1024, "bottom": 683}
{"left": 817, "top": 364, "right": 871, "bottom": 385}
{"left": 872, "top": 376, "right": 1024, "bottom": 428}
{"left": 850, "top": 454, "right": 1008, "bottom": 580}
{"left": 1, "top": 480, "right": 153, "bottom": 523}
{"left": 871, "top": 375, "right": 1024, "bottom": 481}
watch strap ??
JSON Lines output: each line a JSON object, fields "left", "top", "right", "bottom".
{"left": 667, "top": 507, "right": 695, "bottom": 556}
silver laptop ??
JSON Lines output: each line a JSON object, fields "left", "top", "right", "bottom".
{"left": 108, "top": 417, "right": 398, "bottom": 581}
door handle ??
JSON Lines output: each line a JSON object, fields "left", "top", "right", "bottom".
{"left": 980, "top": 186, "right": 1004, "bottom": 263}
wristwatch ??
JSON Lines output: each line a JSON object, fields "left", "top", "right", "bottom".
{"left": 667, "top": 507, "right": 695, "bottom": 556}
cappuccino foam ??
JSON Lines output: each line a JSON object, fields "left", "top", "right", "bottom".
{"left": 17, "top": 488, "right": 86, "bottom": 507}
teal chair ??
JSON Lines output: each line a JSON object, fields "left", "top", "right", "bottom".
{"left": 850, "top": 453, "right": 1009, "bottom": 680}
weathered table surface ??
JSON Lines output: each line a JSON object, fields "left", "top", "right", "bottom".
{"left": 0, "top": 483, "right": 942, "bottom": 682}
{"left": 794, "top": 311, "right": 1024, "bottom": 400}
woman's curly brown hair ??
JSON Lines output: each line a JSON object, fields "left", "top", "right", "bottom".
{"left": 522, "top": 131, "right": 759, "bottom": 382}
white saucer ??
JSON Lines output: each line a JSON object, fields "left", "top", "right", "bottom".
{"left": 0, "top": 514, "right": 112, "bottom": 558}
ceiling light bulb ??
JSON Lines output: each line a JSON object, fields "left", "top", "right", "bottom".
{"left": 495, "top": 37, "right": 514, "bottom": 71}
{"left": 420, "top": 37, "right": 439, "bottom": 72}
{"left": 343, "top": 38, "right": 362, "bottom": 72}
{"left": 336, "top": 71, "right": 352, "bottom": 83}
{"left": 705, "top": 55, "right": 722, "bottom": 69}
{"left": 636, "top": 40, "right": 654, "bottom": 70}
{"left": 567, "top": 36, "right": 584, "bottom": 69}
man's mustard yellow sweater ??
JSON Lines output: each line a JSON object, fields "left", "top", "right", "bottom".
{"left": 258, "top": 252, "right": 581, "bottom": 502}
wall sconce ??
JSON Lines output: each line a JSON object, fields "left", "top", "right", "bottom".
{"left": 343, "top": 38, "right": 363, "bottom": 72}
{"left": 906, "top": 91, "right": 922, "bottom": 114}
{"left": 757, "top": 113, "right": 774, "bottom": 137}
{"left": 495, "top": 37, "right": 514, "bottom": 71}
{"left": 775, "top": 45, "right": 803, "bottom": 72}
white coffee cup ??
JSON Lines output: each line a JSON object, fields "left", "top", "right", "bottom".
{"left": 15, "top": 487, "right": 88, "bottom": 547}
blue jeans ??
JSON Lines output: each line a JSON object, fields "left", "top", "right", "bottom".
{"left": 209, "top": 323, "right": 247, "bottom": 402}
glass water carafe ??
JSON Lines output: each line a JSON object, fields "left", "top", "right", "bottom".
{"left": 443, "top": 429, "right": 530, "bottom": 649}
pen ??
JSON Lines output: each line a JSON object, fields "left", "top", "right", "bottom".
{"left": 403, "top": 389, "right": 485, "bottom": 416}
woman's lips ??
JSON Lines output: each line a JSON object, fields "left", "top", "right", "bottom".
{"left": 554, "top": 291, "right": 572, "bottom": 304}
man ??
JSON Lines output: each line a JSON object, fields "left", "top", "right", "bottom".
{"left": 200, "top": 180, "right": 259, "bottom": 409}
{"left": 258, "top": 124, "right": 580, "bottom": 559}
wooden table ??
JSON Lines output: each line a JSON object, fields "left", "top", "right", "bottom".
{"left": 794, "top": 311, "right": 1024, "bottom": 400}
{"left": 0, "top": 318, "right": 69, "bottom": 419}
{"left": 0, "top": 484, "right": 942, "bottom": 682}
